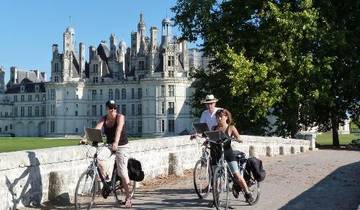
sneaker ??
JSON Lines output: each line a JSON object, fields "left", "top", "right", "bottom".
{"left": 245, "top": 192, "right": 254, "bottom": 203}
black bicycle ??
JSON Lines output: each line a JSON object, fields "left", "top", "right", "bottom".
{"left": 74, "top": 143, "right": 136, "bottom": 210}
{"left": 210, "top": 137, "right": 260, "bottom": 210}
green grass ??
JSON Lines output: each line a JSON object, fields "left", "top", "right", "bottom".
{"left": 316, "top": 132, "right": 360, "bottom": 145}
{"left": 0, "top": 136, "right": 141, "bottom": 153}
{"left": 0, "top": 137, "right": 80, "bottom": 153}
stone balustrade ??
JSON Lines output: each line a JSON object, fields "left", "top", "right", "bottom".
{"left": 0, "top": 135, "right": 314, "bottom": 210}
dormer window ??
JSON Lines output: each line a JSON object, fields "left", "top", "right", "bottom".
{"left": 20, "top": 85, "right": 25, "bottom": 93}
{"left": 35, "top": 85, "right": 39, "bottom": 92}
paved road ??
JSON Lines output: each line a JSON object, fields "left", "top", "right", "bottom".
{"left": 23, "top": 150, "right": 360, "bottom": 210}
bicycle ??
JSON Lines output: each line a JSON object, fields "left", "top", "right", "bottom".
{"left": 210, "top": 136, "right": 260, "bottom": 210}
{"left": 74, "top": 143, "right": 136, "bottom": 210}
{"left": 193, "top": 138, "right": 212, "bottom": 199}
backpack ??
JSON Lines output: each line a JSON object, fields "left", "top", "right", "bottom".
{"left": 246, "top": 157, "right": 266, "bottom": 182}
{"left": 127, "top": 158, "right": 145, "bottom": 181}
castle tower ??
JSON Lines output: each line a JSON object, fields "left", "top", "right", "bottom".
{"left": 161, "top": 18, "right": 173, "bottom": 48}
{"left": 109, "top": 34, "right": 118, "bottom": 60}
{"left": 138, "top": 13, "right": 147, "bottom": 54}
{"left": 63, "top": 27, "right": 75, "bottom": 81}
{"left": 79, "top": 42, "right": 86, "bottom": 78}
{"left": 0, "top": 67, "right": 5, "bottom": 94}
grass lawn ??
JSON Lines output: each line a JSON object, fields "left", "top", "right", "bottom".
{"left": 0, "top": 136, "right": 141, "bottom": 153}
{"left": 316, "top": 132, "right": 360, "bottom": 145}
{"left": 0, "top": 137, "right": 80, "bottom": 153}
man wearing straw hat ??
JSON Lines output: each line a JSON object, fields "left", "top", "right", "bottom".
{"left": 200, "top": 94, "right": 222, "bottom": 130}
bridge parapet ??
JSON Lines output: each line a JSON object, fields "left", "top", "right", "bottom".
{"left": 0, "top": 135, "right": 313, "bottom": 209}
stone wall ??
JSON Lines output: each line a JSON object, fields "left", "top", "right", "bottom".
{"left": 0, "top": 135, "right": 313, "bottom": 210}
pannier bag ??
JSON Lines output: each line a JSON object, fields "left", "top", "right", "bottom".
{"left": 246, "top": 157, "right": 266, "bottom": 182}
{"left": 127, "top": 158, "right": 145, "bottom": 181}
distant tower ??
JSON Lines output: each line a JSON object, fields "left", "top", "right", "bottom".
{"left": 161, "top": 18, "right": 173, "bottom": 48}
{"left": 63, "top": 27, "right": 75, "bottom": 81}
{"left": 79, "top": 42, "right": 86, "bottom": 78}
{"left": 109, "top": 34, "right": 118, "bottom": 60}
{"left": 0, "top": 67, "right": 5, "bottom": 94}
{"left": 138, "top": 13, "right": 147, "bottom": 54}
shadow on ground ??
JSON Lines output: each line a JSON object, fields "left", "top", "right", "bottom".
{"left": 279, "top": 161, "right": 360, "bottom": 210}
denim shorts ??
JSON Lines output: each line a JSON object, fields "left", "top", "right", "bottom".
{"left": 228, "top": 160, "right": 240, "bottom": 174}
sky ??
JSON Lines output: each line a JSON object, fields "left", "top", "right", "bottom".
{"left": 0, "top": 0, "right": 193, "bottom": 83}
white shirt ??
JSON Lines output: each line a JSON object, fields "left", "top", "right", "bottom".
{"left": 200, "top": 107, "right": 221, "bottom": 130}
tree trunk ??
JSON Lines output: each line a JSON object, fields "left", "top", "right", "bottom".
{"left": 331, "top": 116, "right": 340, "bottom": 146}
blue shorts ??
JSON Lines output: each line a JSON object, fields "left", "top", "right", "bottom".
{"left": 228, "top": 161, "right": 240, "bottom": 174}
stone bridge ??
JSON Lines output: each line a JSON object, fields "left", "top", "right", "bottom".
{"left": 0, "top": 135, "right": 319, "bottom": 210}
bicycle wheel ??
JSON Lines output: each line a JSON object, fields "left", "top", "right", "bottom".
{"left": 212, "top": 167, "right": 230, "bottom": 210}
{"left": 245, "top": 172, "right": 260, "bottom": 205}
{"left": 193, "top": 159, "right": 211, "bottom": 199}
{"left": 113, "top": 174, "right": 136, "bottom": 204}
{"left": 74, "top": 170, "right": 98, "bottom": 210}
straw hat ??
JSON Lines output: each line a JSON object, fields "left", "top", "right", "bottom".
{"left": 201, "top": 94, "right": 219, "bottom": 104}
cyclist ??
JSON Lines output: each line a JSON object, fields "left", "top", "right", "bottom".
{"left": 89, "top": 100, "right": 132, "bottom": 208}
{"left": 212, "top": 108, "right": 254, "bottom": 203}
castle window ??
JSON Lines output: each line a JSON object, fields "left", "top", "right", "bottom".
{"left": 138, "top": 88, "right": 142, "bottom": 99}
{"left": 138, "top": 120, "right": 142, "bottom": 133}
{"left": 75, "top": 110, "right": 78, "bottom": 116}
{"left": 35, "top": 94, "right": 39, "bottom": 101}
{"left": 28, "top": 106, "right": 32, "bottom": 117}
{"left": 131, "top": 88, "right": 135, "bottom": 99}
{"left": 54, "top": 63, "right": 59, "bottom": 72}
{"left": 168, "top": 70, "right": 174, "bottom": 77}
{"left": 161, "top": 102, "right": 165, "bottom": 114}
{"left": 50, "top": 121, "right": 55, "bottom": 133}
{"left": 160, "top": 85, "right": 165, "bottom": 97}
{"left": 115, "top": 89, "right": 120, "bottom": 100}
{"left": 21, "top": 95, "right": 25, "bottom": 102}
{"left": 168, "top": 85, "right": 175, "bottom": 97}
{"left": 92, "top": 105, "right": 97, "bottom": 116}
{"left": 20, "top": 107, "right": 25, "bottom": 117}
{"left": 54, "top": 76, "right": 59, "bottom": 82}
{"left": 168, "top": 102, "right": 175, "bottom": 114}
{"left": 35, "top": 85, "right": 39, "bottom": 92}
{"left": 35, "top": 106, "right": 39, "bottom": 117}
{"left": 92, "top": 90, "right": 97, "bottom": 100}
{"left": 13, "top": 95, "right": 17, "bottom": 102}
{"left": 131, "top": 104, "right": 135, "bottom": 116}
{"left": 20, "top": 85, "right": 25, "bottom": 93}
{"left": 108, "top": 89, "right": 113, "bottom": 100}
{"left": 121, "top": 88, "right": 126, "bottom": 99}
{"left": 139, "top": 60, "right": 145, "bottom": 70}
{"left": 161, "top": 120, "right": 165, "bottom": 133}
{"left": 93, "top": 64, "right": 99, "bottom": 74}
{"left": 28, "top": 95, "right": 32, "bottom": 102}
{"left": 93, "top": 77, "right": 98, "bottom": 83}
{"left": 137, "top": 104, "right": 142, "bottom": 115}
{"left": 168, "top": 119, "right": 175, "bottom": 132}
{"left": 121, "top": 104, "right": 126, "bottom": 115}
{"left": 168, "top": 56, "right": 175, "bottom": 67}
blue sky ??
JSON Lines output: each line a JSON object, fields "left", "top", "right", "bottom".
{"left": 0, "top": 0, "right": 191, "bottom": 83}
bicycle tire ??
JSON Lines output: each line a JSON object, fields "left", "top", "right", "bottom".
{"left": 74, "top": 170, "right": 98, "bottom": 210}
{"left": 193, "top": 159, "right": 211, "bottom": 199}
{"left": 212, "top": 167, "right": 230, "bottom": 210}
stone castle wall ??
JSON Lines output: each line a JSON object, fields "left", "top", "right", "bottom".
{"left": 0, "top": 135, "right": 313, "bottom": 209}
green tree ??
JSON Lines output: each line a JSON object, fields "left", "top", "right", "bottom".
{"left": 173, "top": 0, "right": 360, "bottom": 145}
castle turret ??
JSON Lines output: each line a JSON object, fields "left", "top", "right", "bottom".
{"left": 79, "top": 42, "right": 86, "bottom": 78}
{"left": 0, "top": 67, "right": 5, "bottom": 94}
{"left": 63, "top": 27, "right": 75, "bottom": 81}
{"left": 161, "top": 18, "right": 173, "bottom": 48}
{"left": 138, "top": 13, "right": 147, "bottom": 54}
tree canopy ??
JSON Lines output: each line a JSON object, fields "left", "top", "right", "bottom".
{"left": 173, "top": 0, "right": 360, "bottom": 145}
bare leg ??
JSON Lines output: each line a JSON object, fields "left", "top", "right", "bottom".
{"left": 233, "top": 172, "right": 250, "bottom": 193}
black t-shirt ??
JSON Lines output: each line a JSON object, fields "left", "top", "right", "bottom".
{"left": 210, "top": 126, "right": 235, "bottom": 165}
{"left": 103, "top": 114, "right": 128, "bottom": 146}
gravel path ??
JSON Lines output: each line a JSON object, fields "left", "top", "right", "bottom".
{"left": 22, "top": 149, "right": 360, "bottom": 210}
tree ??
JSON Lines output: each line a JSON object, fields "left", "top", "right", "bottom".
{"left": 173, "top": 0, "right": 360, "bottom": 145}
